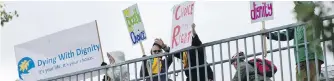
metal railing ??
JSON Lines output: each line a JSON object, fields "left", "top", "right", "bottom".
{"left": 39, "top": 15, "right": 334, "bottom": 81}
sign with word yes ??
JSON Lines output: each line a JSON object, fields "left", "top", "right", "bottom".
{"left": 123, "top": 4, "right": 147, "bottom": 45}
{"left": 170, "top": 1, "right": 195, "bottom": 52}
{"left": 250, "top": 1, "right": 273, "bottom": 23}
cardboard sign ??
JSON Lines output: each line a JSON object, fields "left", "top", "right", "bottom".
{"left": 14, "top": 21, "right": 103, "bottom": 81}
{"left": 250, "top": 1, "right": 273, "bottom": 23}
{"left": 170, "top": 1, "right": 195, "bottom": 52}
{"left": 123, "top": 4, "right": 147, "bottom": 45}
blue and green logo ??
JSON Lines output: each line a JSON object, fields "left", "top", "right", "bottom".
{"left": 17, "top": 57, "right": 35, "bottom": 80}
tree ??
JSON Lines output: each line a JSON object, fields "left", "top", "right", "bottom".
{"left": 293, "top": 1, "right": 334, "bottom": 52}
{"left": 1, "top": 3, "right": 19, "bottom": 27}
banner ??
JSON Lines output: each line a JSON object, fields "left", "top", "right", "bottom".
{"left": 14, "top": 21, "right": 103, "bottom": 81}
{"left": 250, "top": 1, "right": 273, "bottom": 23}
{"left": 123, "top": 4, "right": 147, "bottom": 45}
{"left": 170, "top": 1, "right": 195, "bottom": 52}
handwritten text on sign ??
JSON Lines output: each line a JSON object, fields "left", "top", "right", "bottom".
{"left": 170, "top": 1, "right": 195, "bottom": 52}
{"left": 250, "top": 1, "right": 273, "bottom": 23}
{"left": 123, "top": 4, "right": 147, "bottom": 45}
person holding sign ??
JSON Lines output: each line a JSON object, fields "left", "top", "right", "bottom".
{"left": 139, "top": 40, "right": 173, "bottom": 81}
{"left": 265, "top": 25, "right": 324, "bottom": 81}
{"left": 153, "top": 23, "right": 214, "bottom": 81}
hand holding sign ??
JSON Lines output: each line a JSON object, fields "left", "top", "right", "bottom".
{"left": 170, "top": 1, "right": 195, "bottom": 52}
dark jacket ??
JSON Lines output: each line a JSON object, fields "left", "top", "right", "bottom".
{"left": 165, "top": 34, "right": 214, "bottom": 81}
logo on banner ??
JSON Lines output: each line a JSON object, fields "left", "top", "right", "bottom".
{"left": 17, "top": 57, "right": 36, "bottom": 80}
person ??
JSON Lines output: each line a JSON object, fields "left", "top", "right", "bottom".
{"left": 101, "top": 62, "right": 111, "bottom": 81}
{"left": 231, "top": 52, "right": 272, "bottom": 81}
{"left": 265, "top": 25, "right": 324, "bottom": 81}
{"left": 139, "top": 42, "right": 173, "bottom": 81}
{"left": 154, "top": 23, "right": 214, "bottom": 81}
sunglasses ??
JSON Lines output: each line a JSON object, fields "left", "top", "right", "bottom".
{"left": 152, "top": 50, "right": 162, "bottom": 53}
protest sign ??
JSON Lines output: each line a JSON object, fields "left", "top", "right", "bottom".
{"left": 123, "top": 4, "right": 146, "bottom": 45}
{"left": 250, "top": 1, "right": 274, "bottom": 57}
{"left": 123, "top": 4, "right": 147, "bottom": 55}
{"left": 170, "top": 1, "right": 195, "bottom": 52}
{"left": 14, "top": 21, "right": 103, "bottom": 81}
{"left": 250, "top": 1, "right": 273, "bottom": 23}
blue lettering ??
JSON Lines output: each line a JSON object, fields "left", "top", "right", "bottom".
{"left": 58, "top": 53, "right": 66, "bottom": 60}
{"left": 38, "top": 60, "right": 43, "bottom": 66}
{"left": 130, "top": 31, "right": 147, "bottom": 44}
{"left": 76, "top": 48, "right": 81, "bottom": 56}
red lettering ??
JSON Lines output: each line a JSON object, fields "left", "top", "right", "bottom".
{"left": 172, "top": 25, "right": 180, "bottom": 48}
{"left": 174, "top": 3, "right": 194, "bottom": 20}
{"left": 175, "top": 6, "right": 181, "bottom": 20}
{"left": 267, "top": 3, "right": 273, "bottom": 16}
{"left": 251, "top": 2, "right": 273, "bottom": 20}
{"left": 251, "top": 2, "right": 257, "bottom": 20}
{"left": 187, "top": 31, "right": 192, "bottom": 43}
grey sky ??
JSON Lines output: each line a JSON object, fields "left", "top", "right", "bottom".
{"left": 1, "top": 1, "right": 334, "bottom": 81}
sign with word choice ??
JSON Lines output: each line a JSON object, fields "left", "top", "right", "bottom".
{"left": 250, "top": 1, "right": 273, "bottom": 23}
{"left": 170, "top": 1, "right": 195, "bottom": 52}
{"left": 14, "top": 21, "right": 103, "bottom": 81}
{"left": 123, "top": 4, "right": 147, "bottom": 45}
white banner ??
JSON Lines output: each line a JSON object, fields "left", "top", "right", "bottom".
{"left": 123, "top": 4, "right": 147, "bottom": 45}
{"left": 14, "top": 21, "right": 103, "bottom": 81}
{"left": 170, "top": 1, "right": 195, "bottom": 52}
{"left": 250, "top": 1, "right": 274, "bottom": 23}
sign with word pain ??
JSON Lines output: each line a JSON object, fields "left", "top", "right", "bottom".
{"left": 170, "top": 1, "right": 195, "bottom": 52}
{"left": 250, "top": 1, "right": 273, "bottom": 23}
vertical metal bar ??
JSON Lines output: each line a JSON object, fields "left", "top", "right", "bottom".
{"left": 165, "top": 54, "right": 168, "bottom": 81}
{"left": 180, "top": 52, "right": 184, "bottom": 81}
{"left": 141, "top": 59, "right": 145, "bottom": 81}
{"left": 322, "top": 27, "right": 329, "bottom": 81}
{"left": 269, "top": 32, "right": 275, "bottom": 81}
{"left": 98, "top": 70, "right": 100, "bottom": 81}
{"left": 312, "top": 26, "right": 320, "bottom": 81}
{"left": 252, "top": 36, "right": 258, "bottom": 80}
{"left": 277, "top": 30, "right": 284, "bottom": 80}
{"left": 236, "top": 40, "right": 241, "bottom": 81}
{"left": 196, "top": 49, "right": 200, "bottom": 81}
{"left": 204, "top": 47, "right": 208, "bottom": 81}
{"left": 285, "top": 28, "right": 293, "bottom": 81}
{"left": 158, "top": 57, "right": 161, "bottom": 81}
{"left": 295, "top": 27, "right": 301, "bottom": 81}
{"left": 227, "top": 42, "right": 232, "bottom": 81}
{"left": 219, "top": 44, "right": 224, "bottom": 81}
{"left": 84, "top": 72, "right": 86, "bottom": 81}
{"left": 150, "top": 59, "right": 153, "bottom": 81}
{"left": 69, "top": 76, "right": 71, "bottom": 81}
{"left": 211, "top": 46, "right": 216, "bottom": 81}
{"left": 187, "top": 50, "right": 193, "bottom": 81}
{"left": 303, "top": 26, "right": 311, "bottom": 81}
{"left": 91, "top": 71, "right": 93, "bottom": 81}
{"left": 261, "top": 33, "right": 267, "bottom": 81}
{"left": 172, "top": 54, "right": 176, "bottom": 81}
{"left": 244, "top": 38, "right": 249, "bottom": 81}
{"left": 112, "top": 66, "right": 115, "bottom": 81}
{"left": 76, "top": 74, "right": 78, "bottom": 81}
{"left": 120, "top": 65, "right": 123, "bottom": 81}
{"left": 62, "top": 77, "right": 64, "bottom": 81}
{"left": 135, "top": 62, "right": 138, "bottom": 81}
{"left": 127, "top": 64, "right": 130, "bottom": 81}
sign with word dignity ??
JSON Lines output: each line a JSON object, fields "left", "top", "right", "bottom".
{"left": 170, "top": 1, "right": 195, "bottom": 52}
{"left": 14, "top": 21, "right": 103, "bottom": 81}
{"left": 123, "top": 4, "right": 147, "bottom": 45}
{"left": 250, "top": 1, "right": 273, "bottom": 23}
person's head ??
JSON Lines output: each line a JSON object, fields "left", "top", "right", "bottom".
{"left": 151, "top": 43, "right": 163, "bottom": 55}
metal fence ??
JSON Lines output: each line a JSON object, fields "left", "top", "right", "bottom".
{"left": 39, "top": 15, "right": 334, "bottom": 81}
